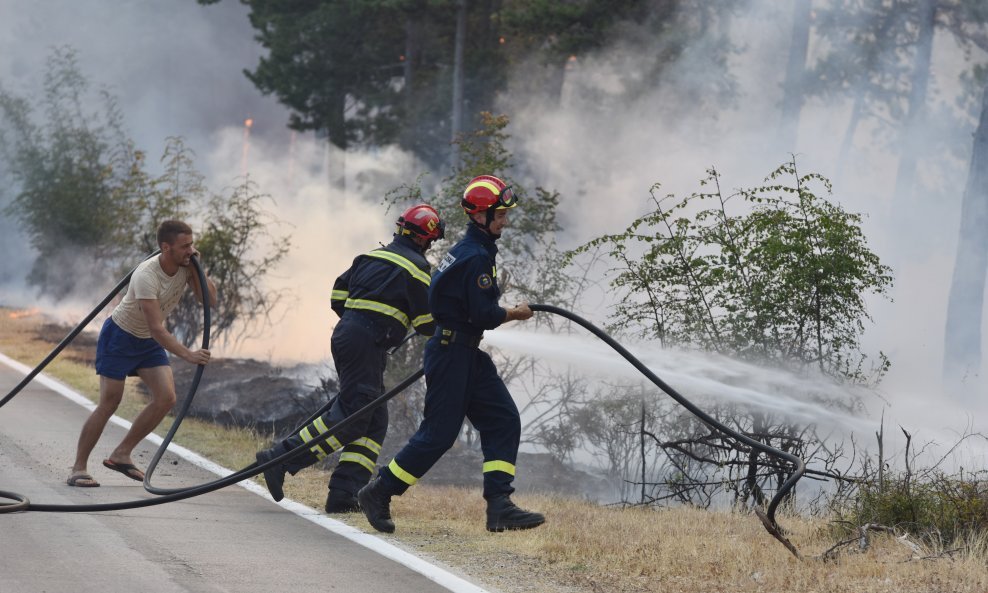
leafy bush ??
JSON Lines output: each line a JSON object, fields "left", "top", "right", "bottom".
{"left": 0, "top": 47, "right": 290, "bottom": 347}
{"left": 847, "top": 471, "right": 988, "bottom": 545}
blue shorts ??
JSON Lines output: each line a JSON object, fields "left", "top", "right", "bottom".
{"left": 95, "top": 317, "right": 169, "bottom": 380}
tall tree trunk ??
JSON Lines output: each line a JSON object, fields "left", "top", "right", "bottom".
{"left": 400, "top": 12, "right": 423, "bottom": 154}
{"left": 835, "top": 2, "right": 898, "bottom": 187}
{"left": 325, "top": 92, "right": 348, "bottom": 192}
{"left": 404, "top": 15, "right": 421, "bottom": 111}
{"left": 451, "top": 0, "right": 467, "bottom": 167}
{"left": 943, "top": 81, "right": 988, "bottom": 384}
{"left": 778, "top": 0, "right": 812, "bottom": 152}
{"left": 834, "top": 90, "right": 864, "bottom": 187}
{"left": 544, "top": 56, "right": 570, "bottom": 108}
{"left": 892, "top": 0, "right": 936, "bottom": 206}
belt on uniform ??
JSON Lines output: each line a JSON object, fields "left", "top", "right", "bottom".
{"left": 437, "top": 327, "right": 482, "bottom": 348}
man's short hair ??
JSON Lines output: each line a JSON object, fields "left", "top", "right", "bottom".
{"left": 157, "top": 220, "right": 193, "bottom": 247}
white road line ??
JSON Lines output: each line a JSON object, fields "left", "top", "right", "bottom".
{"left": 0, "top": 351, "right": 491, "bottom": 593}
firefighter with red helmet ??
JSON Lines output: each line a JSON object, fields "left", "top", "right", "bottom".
{"left": 358, "top": 175, "right": 545, "bottom": 533}
{"left": 256, "top": 204, "right": 445, "bottom": 513}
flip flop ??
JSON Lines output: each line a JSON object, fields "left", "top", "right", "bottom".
{"left": 67, "top": 472, "right": 100, "bottom": 487}
{"left": 102, "top": 459, "right": 145, "bottom": 482}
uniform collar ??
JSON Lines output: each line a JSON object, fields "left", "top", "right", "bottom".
{"left": 391, "top": 233, "right": 422, "bottom": 253}
{"left": 465, "top": 223, "right": 498, "bottom": 254}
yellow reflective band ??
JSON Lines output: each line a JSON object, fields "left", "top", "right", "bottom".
{"left": 411, "top": 313, "right": 433, "bottom": 328}
{"left": 344, "top": 298, "right": 411, "bottom": 329}
{"left": 492, "top": 265, "right": 497, "bottom": 278}
{"left": 482, "top": 460, "right": 516, "bottom": 476}
{"left": 350, "top": 437, "right": 382, "bottom": 455}
{"left": 300, "top": 427, "right": 328, "bottom": 459}
{"left": 312, "top": 417, "right": 342, "bottom": 453}
{"left": 339, "top": 452, "right": 376, "bottom": 473}
{"left": 366, "top": 250, "right": 431, "bottom": 286}
{"left": 388, "top": 459, "right": 418, "bottom": 486}
{"left": 466, "top": 180, "right": 502, "bottom": 197}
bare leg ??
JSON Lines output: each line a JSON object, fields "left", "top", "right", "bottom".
{"left": 107, "top": 365, "right": 177, "bottom": 466}
{"left": 71, "top": 375, "right": 126, "bottom": 474}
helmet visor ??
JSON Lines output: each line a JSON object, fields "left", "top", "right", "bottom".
{"left": 495, "top": 186, "right": 518, "bottom": 209}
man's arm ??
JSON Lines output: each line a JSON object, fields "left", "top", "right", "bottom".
{"left": 139, "top": 299, "right": 211, "bottom": 365}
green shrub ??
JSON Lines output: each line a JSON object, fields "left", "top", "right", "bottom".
{"left": 846, "top": 471, "right": 988, "bottom": 544}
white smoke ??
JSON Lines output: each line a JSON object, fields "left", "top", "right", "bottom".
{"left": 500, "top": 0, "right": 988, "bottom": 409}
{"left": 202, "top": 126, "right": 432, "bottom": 363}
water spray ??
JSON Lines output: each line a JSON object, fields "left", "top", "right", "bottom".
{"left": 527, "top": 304, "right": 804, "bottom": 557}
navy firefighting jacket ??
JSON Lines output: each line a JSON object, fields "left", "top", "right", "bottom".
{"left": 429, "top": 223, "right": 507, "bottom": 336}
{"left": 330, "top": 234, "right": 435, "bottom": 345}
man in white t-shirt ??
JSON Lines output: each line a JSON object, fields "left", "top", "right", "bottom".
{"left": 67, "top": 220, "right": 217, "bottom": 487}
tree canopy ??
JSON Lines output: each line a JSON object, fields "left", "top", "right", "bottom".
{"left": 198, "top": 0, "right": 739, "bottom": 168}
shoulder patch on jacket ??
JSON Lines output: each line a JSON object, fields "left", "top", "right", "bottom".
{"left": 438, "top": 252, "right": 457, "bottom": 273}
{"left": 477, "top": 273, "right": 493, "bottom": 289}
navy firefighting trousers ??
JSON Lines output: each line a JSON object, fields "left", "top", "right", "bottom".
{"left": 280, "top": 311, "right": 390, "bottom": 497}
{"left": 382, "top": 335, "right": 521, "bottom": 499}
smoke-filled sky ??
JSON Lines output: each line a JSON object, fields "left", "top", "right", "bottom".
{"left": 1, "top": 1, "right": 987, "bottom": 445}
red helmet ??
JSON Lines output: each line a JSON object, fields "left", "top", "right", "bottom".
{"left": 397, "top": 204, "right": 445, "bottom": 241}
{"left": 461, "top": 175, "right": 518, "bottom": 214}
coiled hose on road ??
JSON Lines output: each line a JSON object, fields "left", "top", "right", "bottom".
{"left": 0, "top": 261, "right": 804, "bottom": 557}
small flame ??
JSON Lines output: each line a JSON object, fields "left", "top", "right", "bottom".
{"left": 8, "top": 307, "right": 40, "bottom": 320}
{"left": 242, "top": 117, "right": 253, "bottom": 176}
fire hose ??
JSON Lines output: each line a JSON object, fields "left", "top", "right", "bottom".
{"left": 0, "top": 259, "right": 804, "bottom": 556}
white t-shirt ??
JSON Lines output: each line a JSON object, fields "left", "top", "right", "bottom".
{"left": 111, "top": 256, "right": 191, "bottom": 338}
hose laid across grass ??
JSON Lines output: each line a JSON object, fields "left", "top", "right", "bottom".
{"left": 0, "top": 286, "right": 805, "bottom": 557}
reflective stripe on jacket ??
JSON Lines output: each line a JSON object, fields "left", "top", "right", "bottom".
{"left": 330, "top": 235, "right": 436, "bottom": 338}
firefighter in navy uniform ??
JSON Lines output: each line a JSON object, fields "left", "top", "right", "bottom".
{"left": 256, "top": 204, "right": 444, "bottom": 513}
{"left": 358, "top": 175, "right": 545, "bottom": 533}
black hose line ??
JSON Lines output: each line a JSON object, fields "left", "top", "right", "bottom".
{"left": 0, "top": 250, "right": 160, "bottom": 410}
{"left": 528, "top": 304, "right": 805, "bottom": 556}
{"left": 142, "top": 255, "right": 211, "bottom": 495}
{"left": 6, "top": 369, "right": 424, "bottom": 513}
{"left": 0, "top": 490, "right": 29, "bottom": 512}
{"left": 0, "top": 288, "right": 804, "bottom": 556}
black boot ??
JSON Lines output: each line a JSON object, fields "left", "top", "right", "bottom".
{"left": 325, "top": 488, "right": 360, "bottom": 514}
{"left": 256, "top": 447, "right": 286, "bottom": 502}
{"left": 486, "top": 495, "right": 545, "bottom": 532}
{"left": 358, "top": 478, "right": 395, "bottom": 533}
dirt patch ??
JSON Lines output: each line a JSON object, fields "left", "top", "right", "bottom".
{"left": 36, "top": 322, "right": 98, "bottom": 365}
{"left": 166, "top": 357, "right": 335, "bottom": 438}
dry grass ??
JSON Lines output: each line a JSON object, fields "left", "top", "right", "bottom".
{"left": 4, "top": 306, "right": 988, "bottom": 593}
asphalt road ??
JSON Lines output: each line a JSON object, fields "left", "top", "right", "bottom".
{"left": 0, "top": 357, "right": 489, "bottom": 593}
